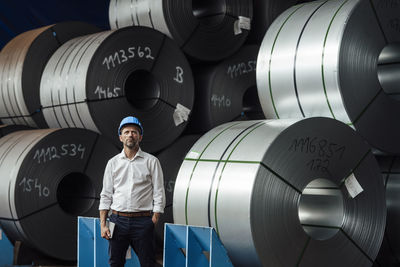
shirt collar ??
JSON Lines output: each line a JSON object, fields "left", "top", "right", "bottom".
{"left": 119, "top": 147, "right": 144, "bottom": 160}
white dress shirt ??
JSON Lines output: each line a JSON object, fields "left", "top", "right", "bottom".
{"left": 99, "top": 148, "right": 165, "bottom": 213}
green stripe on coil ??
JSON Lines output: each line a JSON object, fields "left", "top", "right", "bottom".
{"left": 213, "top": 122, "right": 265, "bottom": 234}
{"left": 321, "top": 0, "right": 349, "bottom": 120}
{"left": 184, "top": 122, "right": 242, "bottom": 225}
{"left": 268, "top": 4, "right": 305, "bottom": 119}
{"left": 184, "top": 158, "right": 261, "bottom": 164}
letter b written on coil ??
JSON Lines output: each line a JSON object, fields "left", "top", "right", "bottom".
{"left": 174, "top": 66, "right": 184, "bottom": 83}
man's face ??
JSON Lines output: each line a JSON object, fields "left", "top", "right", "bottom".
{"left": 119, "top": 125, "right": 142, "bottom": 149}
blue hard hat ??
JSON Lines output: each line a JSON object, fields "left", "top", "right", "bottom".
{"left": 118, "top": 116, "right": 143, "bottom": 136}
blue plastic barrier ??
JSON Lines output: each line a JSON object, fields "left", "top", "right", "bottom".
{"left": 163, "top": 224, "right": 233, "bottom": 267}
{"left": 77, "top": 217, "right": 140, "bottom": 267}
{"left": 0, "top": 227, "right": 14, "bottom": 266}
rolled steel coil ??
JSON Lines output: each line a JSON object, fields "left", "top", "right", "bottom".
{"left": 173, "top": 118, "right": 385, "bottom": 266}
{"left": 154, "top": 134, "right": 200, "bottom": 246}
{"left": 374, "top": 156, "right": 400, "bottom": 267}
{"left": 0, "top": 128, "right": 119, "bottom": 260}
{"left": 0, "top": 22, "right": 99, "bottom": 128}
{"left": 256, "top": 0, "right": 400, "bottom": 154}
{"left": 108, "top": 0, "right": 253, "bottom": 61}
{"left": 187, "top": 45, "right": 264, "bottom": 134}
{"left": 40, "top": 26, "right": 194, "bottom": 153}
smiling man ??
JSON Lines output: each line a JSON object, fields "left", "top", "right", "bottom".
{"left": 99, "top": 116, "right": 165, "bottom": 267}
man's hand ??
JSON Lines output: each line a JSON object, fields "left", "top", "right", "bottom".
{"left": 101, "top": 225, "right": 111, "bottom": 240}
{"left": 152, "top": 212, "right": 161, "bottom": 225}
{"left": 100, "top": 209, "right": 111, "bottom": 239}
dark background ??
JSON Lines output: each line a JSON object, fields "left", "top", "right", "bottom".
{"left": 0, "top": 0, "right": 110, "bottom": 49}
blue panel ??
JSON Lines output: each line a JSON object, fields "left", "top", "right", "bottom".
{"left": 77, "top": 217, "right": 140, "bottom": 267}
{"left": 187, "top": 228, "right": 209, "bottom": 267}
{"left": 78, "top": 217, "right": 95, "bottom": 267}
{"left": 210, "top": 230, "right": 234, "bottom": 267}
{"left": 164, "top": 224, "right": 186, "bottom": 267}
{"left": 164, "top": 224, "right": 233, "bottom": 267}
{"left": 0, "top": 227, "right": 14, "bottom": 266}
{"left": 94, "top": 219, "right": 109, "bottom": 267}
{"left": 189, "top": 227, "right": 211, "bottom": 251}
{"left": 165, "top": 224, "right": 187, "bottom": 248}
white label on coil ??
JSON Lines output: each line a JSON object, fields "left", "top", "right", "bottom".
{"left": 234, "top": 16, "right": 251, "bottom": 35}
{"left": 173, "top": 103, "right": 191, "bottom": 126}
{"left": 344, "top": 173, "right": 363, "bottom": 198}
{"left": 126, "top": 246, "right": 132, "bottom": 259}
{"left": 186, "top": 151, "right": 200, "bottom": 160}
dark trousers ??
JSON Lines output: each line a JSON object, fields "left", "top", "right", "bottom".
{"left": 108, "top": 213, "right": 155, "bottom": 267}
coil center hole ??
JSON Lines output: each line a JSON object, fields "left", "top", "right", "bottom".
{"left": 378, "top": 43, "right": 400, "bottom": 101}
{"left": 192, "top": 0, "right": 226, "bottom": 26}
{"left": 242, "top": 86, "right": 264, "bottom": 119}
{"left": 57, "top": 172, "right": 95, "bottom": 215}
{"left": 125, "top": 70, "right": 161, "bottom": 111}
{"left": 298, "top": 178, "right": 344, "bottom": 240}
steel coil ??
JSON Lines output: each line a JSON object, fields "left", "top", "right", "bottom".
{"left": 40, "top": 26, "right": 194, "bottom": 153}
{"left": 187, "top": 45, "right": 264, "bottom": 134}
{"left": 173, "top": 118, "right": 385, "bottom": 266}
{"left": 374, "top": 156, "right": 400, "bottom": 267}
{"left": 108, "top": 0, "right": 253, "bottom": 61}
{"left": 0, "top": 22, "right": 99, "bottom": 128}
{"left": 0, "top": 128, "right": 119, "bottom": 260}
{"left": 256, "top": 0, "right": 400, "bottom": 154}
{"left": 154, "top": 134, "right": 200, "bottom": 246}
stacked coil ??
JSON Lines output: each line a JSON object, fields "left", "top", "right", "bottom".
{"left": 40, "top": 26, "right": 194, "bottom": 153}
{"left": 256, "top": 0, "right": 400, "bottom": 154}
{"left": 0, "top": 22, "right": 99, "bottom": 128}
{"left": 187, "top": 45, "right": 264, "bottom": 133}
{"left": 155, "top": 135, "right": 200, "bottom": 245}
{"left": 374, "top": 156, "right": 400, "bottom": 267}
{"left": 0, "top": 128, "right": 119, "bottom": 261}
{"left": 173, "top": 118, "right": 385, "bottom": 266}
{"left": 108, "top": 0, "right": 253, "bottom": 61}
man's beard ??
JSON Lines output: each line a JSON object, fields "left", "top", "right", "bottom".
{"left": 125, "top": 138, "right": 137, "bottom": 149}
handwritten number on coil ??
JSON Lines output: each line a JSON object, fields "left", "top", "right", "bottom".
{"left": 289, "top": 137, "right": 346, "bottom": 172}
{"left": 18, "top": 177, "right": 50, "bottom": 197}
{"left": 102, "top": 46, "right": 155, "bottom": 70}
{"left": 33, "top": 144, "right": 86, "bottom": 164}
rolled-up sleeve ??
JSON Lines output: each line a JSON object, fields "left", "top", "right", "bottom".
{"left": 152, "top": 158, "right": 165, "bottom": 213}
{"left": 99, "top": 160, "right": 113, "bottom": 210}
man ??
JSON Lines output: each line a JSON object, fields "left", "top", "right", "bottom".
{"left": 99, "top": 116, "right": 165, "bottom": 267}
